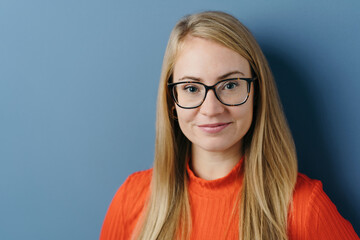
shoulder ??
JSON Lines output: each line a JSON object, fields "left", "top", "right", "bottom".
{"left": 292, "top": 173, "right": 342, "bottom": 215}
{"left": 115, "top": 168, "right": 153, "bottom": 204}
{"left": 106, "top": 168, "right": 152, "bottom": 211}
{"left": 289, "top": 173, "right": 359, "bottom": 239}
{"left": 293, "top": 172, "right": 322, "bottom": 199}
{"left": 100, "top": 169, "right": 153, "bottom": 239}
{"left": 291, "top": 173, "right": 324, "bottom": 219}
{"left": 121, "top": 168, "right": 153, "bottom": 190}
{"left": 292, "top": 172, "right": 333, "bottom": 217}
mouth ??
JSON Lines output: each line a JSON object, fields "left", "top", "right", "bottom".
{"left": 197, "top": 122, "right": 231, "bottom": 134}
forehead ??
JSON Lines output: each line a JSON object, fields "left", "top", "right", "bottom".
{"left": 173, "top": 36, "right": 251, "bottom": 82}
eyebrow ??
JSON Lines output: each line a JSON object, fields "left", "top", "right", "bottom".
{"left": 178, "top": 71, "right": 245, "bottom": 82}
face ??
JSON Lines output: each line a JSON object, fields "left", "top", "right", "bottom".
{"left": 172, "top": 36, "right": 254, "bottom": 155}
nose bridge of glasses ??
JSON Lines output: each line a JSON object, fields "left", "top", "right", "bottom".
{"left": 202, "top": 84, "right": 223, "bottom": 106}
{"left": 204, "top": 84, "right": 217, "bottom": 94}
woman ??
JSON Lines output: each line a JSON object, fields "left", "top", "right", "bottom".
{"left": 100, "top": 11, "right": 358, "bottom": 240}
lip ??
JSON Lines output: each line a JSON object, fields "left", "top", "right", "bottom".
{"left": 197, "top": 122, "right": 231, "bottom": 134}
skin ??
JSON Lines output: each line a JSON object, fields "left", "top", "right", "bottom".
{"left": 173, "top": 36, "right": 254, "bottom": 180}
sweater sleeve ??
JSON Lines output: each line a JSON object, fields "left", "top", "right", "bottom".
{"left": 306, "top": 181, "right": 359, "bottom": 239}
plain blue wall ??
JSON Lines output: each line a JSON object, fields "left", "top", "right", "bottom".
{"left": 1, "top": 0, "right": 359, "bottom": 239}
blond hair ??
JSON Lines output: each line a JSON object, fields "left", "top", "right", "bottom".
{"left": 134, "top": 11, "right": 298, "bottom": 240}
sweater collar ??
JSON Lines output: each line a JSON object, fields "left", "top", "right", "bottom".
{"left": 186, "top": 156, "right": 244, "bottom": 197}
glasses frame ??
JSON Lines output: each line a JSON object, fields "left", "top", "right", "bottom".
{"left": 167, "top": 77, "right": 257, "bottom": 109}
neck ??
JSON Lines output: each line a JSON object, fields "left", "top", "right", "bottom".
{"left": 191, "top": 143, "right": 242, "bottom": 180}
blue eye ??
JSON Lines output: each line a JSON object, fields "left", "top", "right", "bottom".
{"left": 223, "top": 82, "right": 238, "bottom": 90}
{"left": 225, "top": 83, "right": 235, "bottom": 89}
{"left": 184, "top": 86, "right": 199, "bottom": 93}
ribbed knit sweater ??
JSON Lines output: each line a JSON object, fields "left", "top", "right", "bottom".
{"left": 100, "top": 158, "right": 359, "bottom": 239}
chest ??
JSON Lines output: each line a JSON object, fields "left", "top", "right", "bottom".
{"left": 188, "top": 189, "right": 240, "bottom": 239}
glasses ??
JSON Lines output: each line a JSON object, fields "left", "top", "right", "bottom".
{"left": 168, "top": 77, "right": 257, "bottom": 109}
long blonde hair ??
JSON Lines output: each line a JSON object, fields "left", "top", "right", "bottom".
{"left": 134, "top": 11, "right": 298, "bottom": 240}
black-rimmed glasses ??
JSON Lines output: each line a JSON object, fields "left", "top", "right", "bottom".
{"left": 167, "top": 77, "right": 257, "bottom": 109}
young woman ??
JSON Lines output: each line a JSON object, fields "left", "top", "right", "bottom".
{"left": 100, "top": 11, "right": 358, "bottom": 240}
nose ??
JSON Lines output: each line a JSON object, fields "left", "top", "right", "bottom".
{"left": 199, "top": 89, "right": 225, "bottom": 116}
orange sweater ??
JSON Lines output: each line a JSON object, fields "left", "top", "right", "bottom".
{"left": 100, "top": 158, "right": 359, "bottom": 239}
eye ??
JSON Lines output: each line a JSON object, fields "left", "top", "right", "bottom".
{"left": 222, "top": 81, "right": 239, "bottom": 90}
{"left": 184, "top": 85, "right": 199, "bottom": 93}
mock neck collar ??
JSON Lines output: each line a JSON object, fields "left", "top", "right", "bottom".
{"left": 186, "top": 156, "right": 244, "bottom": 198}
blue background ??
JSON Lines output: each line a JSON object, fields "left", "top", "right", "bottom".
{"left": 1, "top": 0, "right": 359, "bottom": 239}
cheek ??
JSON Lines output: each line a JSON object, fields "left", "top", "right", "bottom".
{"left": 243, "top": 108, "right": 253, "bottom": 129}
{"left": 175, "top": 107, "right": 196, "bottom": 132}
{"left": 232, "top": 107, "right": 252, "bottom": 129}
{"left": 233, "top": 97, "right": 254, "bottom": 132}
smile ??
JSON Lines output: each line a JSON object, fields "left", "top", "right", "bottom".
{"left": 197, "top": 122, "right": 231, "bottom": 134}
